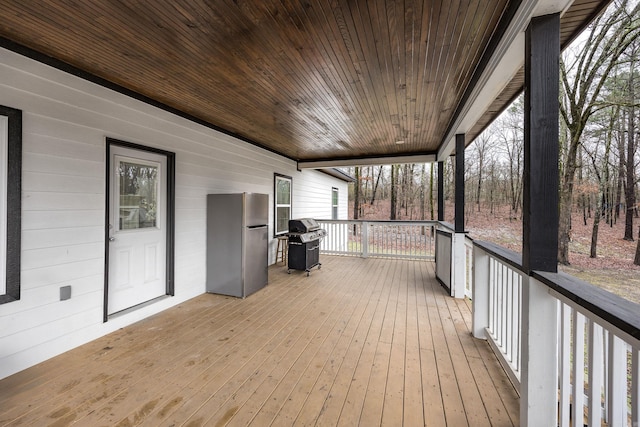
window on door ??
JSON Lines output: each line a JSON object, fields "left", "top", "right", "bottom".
{"left": 274, "top": 174, "right": 292, "bottom": 235}
{"left": 332, "top": 187, "right": 339, "bottom": 220}
{"left": 0, "top": 106, "right": 22, "bottom": 304}
{"left": 118, "top": 160, "right": 159, "bottom": 230}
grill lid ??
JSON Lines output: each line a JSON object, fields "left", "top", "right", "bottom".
{"left": 288, "top": 229, "right": 327, "bottom": 243}
{"left": 288, "top": 218, "right": 319, "bottom": 233}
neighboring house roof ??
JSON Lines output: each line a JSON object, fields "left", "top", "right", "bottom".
{"left": 319, "top": 168, "right": 355, "bottom": 183}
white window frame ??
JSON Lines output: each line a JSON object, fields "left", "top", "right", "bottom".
{"left": 332, "top": 187, "right": 339, "bottom": 220}
{"left": 274, "top": 174, "right": 292, "bottom": 236}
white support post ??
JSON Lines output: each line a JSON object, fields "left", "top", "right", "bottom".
{"left": 361, "top": 221, "right": 369, "bottom": 258}
{"left": 571, "top": 311, "right": 585, "bottom": 425}
{"left": 607, "top": 333, "right": 627, "bottom": 427}
{"left": 451, "top": 232, "right": 466, "bottom": 298}
{"left": 558, "top": 303, "right": 571, "bottom": 427}
{"left": 472, "top": 245, "right": 489, "bottom": 339}
{"left": 588, "top": 321, "right": 604, "bottom": 425}
{"left": 633, "top": 346, "right": 639, "bottom": 427}
{"left": 520, "top": 276, "right": 558, "bottom": 427}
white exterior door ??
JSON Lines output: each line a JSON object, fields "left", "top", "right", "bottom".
{"left": 108, "top": 145, "right": 167, "bottom": 315}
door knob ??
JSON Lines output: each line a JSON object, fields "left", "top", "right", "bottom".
{"left": 109, "top": 237, "right": 115, "bottom": 242}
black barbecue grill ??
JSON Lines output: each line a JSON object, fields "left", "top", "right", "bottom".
{"left": 287, "top": 218, "right": 326, "bottom": 276}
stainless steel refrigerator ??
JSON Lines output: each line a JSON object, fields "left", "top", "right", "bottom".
{"left": 206, "top": 193, "right": 269, "bottom": 297}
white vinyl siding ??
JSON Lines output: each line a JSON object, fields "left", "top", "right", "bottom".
{"left": 292, "top": 172, "right": 348, "bottom": 220}
{"left": 0, "top": 47, "right": 348, "bottom": 379}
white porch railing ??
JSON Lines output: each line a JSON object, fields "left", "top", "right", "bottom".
{"left": 542, "top": 273, "right": 640, "bottom": 427}
{"left": 472, "top": 241, "right": 523, "bottom": 386}
{"left": 435, "top": 228, "right": 452, "bottom": 290}
{"left": 433, "top": 222, "right": 470, "bottom": 298}
{"left": 316, "top": 220, "right": 436, "bottom": 260}
{"left": 472, "top": 239, "right": 640, "bottom": 427}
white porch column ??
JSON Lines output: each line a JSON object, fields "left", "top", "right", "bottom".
{"left": 520, "top": 275, "right": 558, "bottom": 426}
{"left": 361, "top": 221, "right": 369, "bottom": 258}
{"left": 472, "top": 245, "right": 489, "bottom": 339}
{"left": 437, "top": 161, "right": 444, "bottom": 221}
{"left": 451, "top": 133, "right": 466, "bottom": 299}
{"left": 451, "top": 232, "right": 467, "bottom": 299}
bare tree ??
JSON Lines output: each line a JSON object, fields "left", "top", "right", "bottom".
{"left": 390, "top": 164, "right": 398, "bottom": 220}
{"left": 370, "top": 165, "right": 384, "bottom": 205}
{"left": 625, "top": 41, "right": 638, "bottom": 241}
{"left": 429, "top": 164, "right": 435, "bottom": 219}
{"left": 471, "top": 133, "right": 495, "bottom": 212}
{"left": 635, "top": 225, "right": 640, "bottom": 264}
{"left": 558, "top": 0, "right": 640, "bottom": 264}
{"left": 353, "top": 166, "right": 361, "bottom": 221}
{"left": 420, "top": 164, "right": 426, "bottom": 220}
{"left": 584, "top": 104, "right": 617, "bottom": 258}
{"left": 494, "top": 97, "right": 524, "bottom": 215}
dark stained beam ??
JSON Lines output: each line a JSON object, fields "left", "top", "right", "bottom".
{"left": 522, "top": 13, "right": 560, "bottom": 273}
{"left": 455, "top": 134, "right": 465, "bottom": 232}
{"left": 438, "top": 161, "right": 444, "bottom": 222}
{"left": 520, "top": 16, "right": 561, "bottom": 427}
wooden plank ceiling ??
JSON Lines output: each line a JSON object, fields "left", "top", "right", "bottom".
{"left": 0, "top": 0, "right": 609, "bottom": 163}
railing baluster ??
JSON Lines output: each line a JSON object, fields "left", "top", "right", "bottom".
{"left": 495, "top": 258, "right": 500, "bottom": 340}
{"left": 500, "top": 263, "right": 506, "bottom": 347}
{"left": 588, "top": 320, "right": 604, "bottom": 425}
{"left": 362, "top": 222, "right": 368, "bottom": 258}
{"left": 516, "top": 270, "right": 521, "bottom": 368}
{"left": 559, "top": 303, "right": 571, "bottom": 427}
{"left": 490, "top": 258, "right": 496, "bottom": 336}
{"left": 411, "top": 225, "right": 415, "bottom": 257}
{"left": 506, "top": 269, "right": 513, "bottom": 362}
{"left": 334, "top": 222, "right": 337, "bottom": 252}
{"left": 633, "top": 345, "right": 639, "bottom": 426}
{"left": 607, "top": 333, "right": 627, "bottom": 426}
{"left": 572, "top": 311, "right": 586, "bottom": 426}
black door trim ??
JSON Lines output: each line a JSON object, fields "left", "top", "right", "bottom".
{"left": 0, "top": 105, "right": 22, "bottom": 305}
{"left": 104, "top": 138, "right": 176, "bottom": 322}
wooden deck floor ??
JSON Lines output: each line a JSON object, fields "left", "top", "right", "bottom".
{"left": 0, "top": 256, "right": 519, "bottom": 426}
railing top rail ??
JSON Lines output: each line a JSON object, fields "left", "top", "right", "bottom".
{"left": 315, "top": 219, "right": 439, "bottom": 225}
{"left": 437, "top": 221, "right": 455, "bottom": 232}
{"left": 473, "top": 240, "right": 523, "bottom": 272}
{"left": 533, "top": 270, "right": 640, "bottom": 343}
{"left": 436, "top": 229, "right": 452, "bottom": 237}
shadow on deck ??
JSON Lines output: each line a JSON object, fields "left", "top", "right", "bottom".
{"left": 0, "top": 256, "right": 519, "bottom": 426}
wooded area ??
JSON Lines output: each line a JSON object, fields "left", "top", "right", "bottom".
{"left": 347, "top": 0, "right": 640, "bottom": 266}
